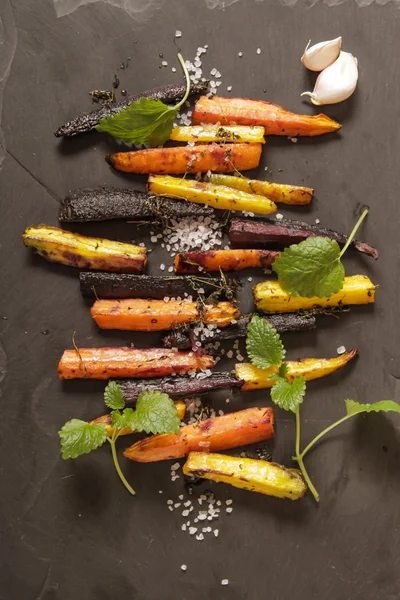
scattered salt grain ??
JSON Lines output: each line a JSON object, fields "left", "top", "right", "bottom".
{"left": 288, "top": 136, "right": 298, "bottom": 143}
{"left": 181, "top": 564, "right": 187, "bottom": 571}
{"left": 226, "top": 507, "right": 233, "bottom": 514}
{"left": 248, "top": 277, "right": 253, "bottom": 282}
{"left": 162, "top": 61, "right": 168, "bottom": 67}
{"left": 189, "top": 527, "right": 198, "bottom": 535}
{"left": 257, "top": 48, "right": 261, "bottom": 54}
{"left": 175, "top": 30, "right": 182, "bottom": 38}
{"left": 226, "top": 499, "right": 233, "bottom": 506}
{"left": 172, "top": 67, "right": 177, "bottom": 73}
{"left": 227, "top": 85, "right": 232, "bottom": 92}
{"left": 221, "top": 579, "right": 229, "bottom": 586}
{"left": 160, "top": 263, "right": 165, "bottom": 271}
{"left": 214, "top": 529, "right": 219, "bottom": 537}
{"left": 276, "top": 213, "right": 283, "bottom": 220}
{"left": 337, "top": 345, "right": 346, "bottom": 355}
{"left": 315, "top": 218, "right": 320, "bottom": 224}
{"left": 238, "top": 52, "right": 243, "bottom": 57}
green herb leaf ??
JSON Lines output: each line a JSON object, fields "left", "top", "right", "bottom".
{"left": 345, "top": 399, "right": 400, "bottom": 417}
{"left": 272, "top": 237, "right": 345, "bottom": 298}
{"left": 246, "top": 315, "right": 286, "bottom": 369}
{"left": 278, "top": 362, "right": 289, "bottom": 379}
{"left": 111, "top": 408, "right": 135, "bottom": 431}
{"left": 133, "top": 391, "right": 181, "bottom": 435}
{"left": 104, "top": 381, "right": 125, "bottom": 410}
{"left": 59, "top": 419, "right": 108, "bottom": 459}
{"left": 97, "top": 97, "right": 177, "bottom": 146}
{"left": 271, "top": 376, "right": 306, "bottom": 413}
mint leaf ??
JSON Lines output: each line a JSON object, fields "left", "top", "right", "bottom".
{"left": 59, "top": 419, "right": 108, "bottom": 459}
{"left": 345, "top": 399, "right": 400, "bottom": 417}
{"left": 111, "top": 408, "right": 135, "bottom": 431}
{"left": 272, "top": 237, "right": 345, "bottom": 298}
{"left": 271, "top": 376, "right": 306, "bottom": 413}
{"left": 246, "top": 315, "right": 285, "bottom": 369}
{"left": 104, "top": 381, "right": 125, "bottom": 410}
{"left": 278, "top": 362, "right": 289, "bottom": 379}
{"left": 97, "top": 98, "right": 177, "bottom": 146}
{"left": 133, "top": 391, "right": 181, "bottom": 435}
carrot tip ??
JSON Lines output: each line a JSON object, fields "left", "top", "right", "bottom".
{"left": 105, "top": 154, "right": 114, "bottom": 166}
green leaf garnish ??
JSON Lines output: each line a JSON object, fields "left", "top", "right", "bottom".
{"left": 111, "top": 407, "right": 135, "bottom": 430}
{"left": 246, "top": 315, "right": 285, "bottom": 369}
{"left": 271, "top": 375, "right": 306, "bottom": 413}
{"left": 104, "top": 380, "right": 125, "bottom": 410}
{"left": 133, "top": 390, "right": 181, "bottom": 435}
{"left": 345, "top": 399, "right": 400, "bottom": 417}
{"left": 96, "top": 53, "right": 191, "bottom": 147}
{"left": 272, "top": 209, "right": 369, "bottom": 298}
{"left": 272, "top": 237, "right": 344, "bottom": 298}
{"left": 59, "top": 419, "right": 108, "bottom": 459}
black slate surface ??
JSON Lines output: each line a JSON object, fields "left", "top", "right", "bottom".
{"left": 1, "top": 1, "right": 400, "bottom": 599}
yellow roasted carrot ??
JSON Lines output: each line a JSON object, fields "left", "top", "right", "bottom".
{"left": 183, "top": 452, "right": 307, "bottom": 500}
{"left": 210, "top": 173, "right": 313, "bottom": 206}
{"left": 170, "top": 125, "right": 265, "bottom": 143}
{"left": 22, "top": 225, "right": 147, "bottom": 273}
{"left": 235, "top": 349, "right": 357, "bottom": 391}
{"left": 254, "top": 275, "right": 376, "bottom": 314}
{"left": 148, "top": 175, "right": 277, "bottom": 215}
{"left": 90, "top": 400, "right": 186, "bottom": 436}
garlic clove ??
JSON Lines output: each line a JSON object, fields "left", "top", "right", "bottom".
{"left": 301, "top": 37, "right": 342, "bottom": 72}
{"left": 301, "top": 51, "right": 358, "bottom": 106}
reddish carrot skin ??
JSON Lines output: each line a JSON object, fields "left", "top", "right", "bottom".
{"left": 174, "top": 249, "right": 280, "bottom": 273}
{"left": 123, "top": 407, "right": 274, "bottom": 462}
{"left": 58, "top": 347, "right": 214, "bottom": 380}
{"left": 105, "top": 143, "right": 262, "bottom": 174}
{"left": 192, "top": 96, "right": 341, "bottom": 137}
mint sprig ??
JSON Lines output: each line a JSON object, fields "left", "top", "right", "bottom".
{"left": 272, "top": 209, "right": 369, "bottom": 298}
{"left": 96, "top": 53, "right": 190, "bottom": 147}
{"left": 246, "top": 315, "right": 285, "bottom": 369}
{"left": 59, "top": 383, "right": 181, "bottom": 496}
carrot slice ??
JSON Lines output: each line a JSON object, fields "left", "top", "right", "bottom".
{"left": 90, "top": 299, "right": 240, "bottom": 331}
{"left": 105, "top": 143, "right": 262, "bottom": 174}
{"left": 174, "top": 249, "right": 280, "bottom": 273}
{"left": 192, "top": 96, "right": 341, "bottom": 137}
{"left": 123, "top": 407, "right": 274, "bottom": 462}
{"left": 58, "top": 347, "right": 214, "bottom": 380}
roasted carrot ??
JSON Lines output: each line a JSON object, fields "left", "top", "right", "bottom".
{"left": 22, "top": 225, "right": 147, "bottom": 273}
{"left": 170, "top": 125, "right": 266, "bottom": 143}
{"left": 148, "top": 175, "right": 276, "bottom": 214}
{"left": 210, "top": 174, "right": 313, "bottom": 206}
{"left": 58, "top": 347, "right": 214, "bottom": 380}
{"left": 123, "top": 407, "right": 274, "bottom": 462}
{"left": 174, "top": 249, "right": 279, "bottom": 273}
{"left": 192, "top": 96, "right": 341, "bottom": 136}
{"left": 105, "top": 143, "right": 262, "bottom": 174}
{"left": 90, "top": 400, "right": 186, "bottom": 436}
{"left": 90, "top": 299, "right": 240, "bottom": 331}
{"left": 235, "top": 349, "right": 357, "bottom": 391}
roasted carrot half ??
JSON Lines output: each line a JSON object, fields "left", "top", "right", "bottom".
{"left": 210, "top": 174, "right": 313, "bottom": 206}
{"left": 170, "top": 125, "right": 266, "bottom": 144}
{"left": 192, "top": 96, "right": 341, "bottom": 137}
{"left": 174, "top": 249, "right": 280, "bottom": 273}
{"left": 90, "top": 400, "right": 186, "bottom": 436}
{"left": 22, "top": 225, "right": 147, "bottom": 273}
{"left": 148, "top": 175, "right": 276, "bottom": 214}
{"left": 236, "top": 349, "right": 357, "bottom": 391}
{"left": 91, "top": 298, "right": 240, "bottom": 331}
{"left": 123, "top": 407, "right": 274, "bottom": 462}
{"left": 183, "top": 452, "right": 307, "bottom": 500}
{"left": 106, "top": 143, "right": 262, "bottom": 174}
{"left": 254, "top": 275, "right": 376, "bottom": 314}
{"left": 58, "top": 347, "right": 214, "bottom": 380}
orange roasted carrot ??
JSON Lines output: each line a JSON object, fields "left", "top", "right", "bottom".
{"left": 123, "top": 407, "right": 274, "bottom": 462}
{"left": 105, "top": 143, "right": 262, "bottom": 174}
{"left": 90, "top": 299, "right": 240, "bottom": 331}
{"left": 174, "top": 249, "right": 280, "bottom": 273}
{"left": 90, "top": 400, "right": 186, "bottom": 436}
{"left": 192, "top": 96, "right": 341, "bottom": 137}
{"left": 58, "top": 347, "right": 214, "bottom": 380}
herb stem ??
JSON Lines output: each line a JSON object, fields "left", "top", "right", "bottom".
{"left": 293, "top": 409, "right": 320, "bottom": 502}
{"left": 339, "top": 208, "right": 369, "bottom": 258}
{"left": 174, "top": 53, "right": 191, "bottom": 111}
{"left": 108, "top": 436, "right": 136, "bottom": 496}
{"left": 299, "top": 414, "right": 352, "bottom": 460}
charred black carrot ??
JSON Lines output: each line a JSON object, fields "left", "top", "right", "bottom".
{"left": 162, "top": 313, "right": 317, "bottom": 350}
{"left": 59, "top": 188, "right": 215, "bottom": 223}
{"left": 229, "top": 218, "right": 378, "bottom": 259}
{"left": 79, "top": 272, "right": 226, "bottom": 300}
{"left": 55, "top": 82, "right": 208, "bottom": 138}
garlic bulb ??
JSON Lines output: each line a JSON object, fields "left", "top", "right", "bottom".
{"left": 301, "top": 37, "right": 342, "bottom": 72}
{"left": 301, "top": 51, "right": 358, "bottom": 106}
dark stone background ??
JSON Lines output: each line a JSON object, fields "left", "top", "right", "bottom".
{"left": 0, "top": 0, "right": 399, "bottom": 598}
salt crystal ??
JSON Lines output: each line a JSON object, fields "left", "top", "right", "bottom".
{"left": 337, "top": 345, "right": 346, "bottom": 355}
{"left": 257, "top": 48, "right": 261, "bottom": 54}
{"left": 175, "top": 30, "right": 182, "bottom": 37}
{"left": 160, "top": 263, "right": 165, "bottom": 271}
{"left": 276, "top": 213, "right": 283, "bottom": 220}
{"left": 226, "top": 499, "right": 233, "bottom": 505}
{"left": 181, "top": 564, "right": 187, "bottom": 571}
{"left": 238, "top": 52, "right": 243, "bottom": 57}
{"left": 315, "top": 218, "right": 320, "bottom": 224}
{"left": 172, "top": 67, "right": 176, "bottom": 73}
{"left": 221, "top": 579, "right": 229, "bottom": 586}
{"left": 162, "top": 61, "right": 168, "bottom": 67}
{"left": 189, "top": 527, "right": 197, "bottom": 535}
{"left": 214, "top": 529, "right": 219, "bottom": 537}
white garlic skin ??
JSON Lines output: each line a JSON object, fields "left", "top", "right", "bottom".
{"left": 301, "top": 51, "right": 359, "bottom": 106}
{"left": 301, "top": 37, "right": 342, "bottom": 72}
